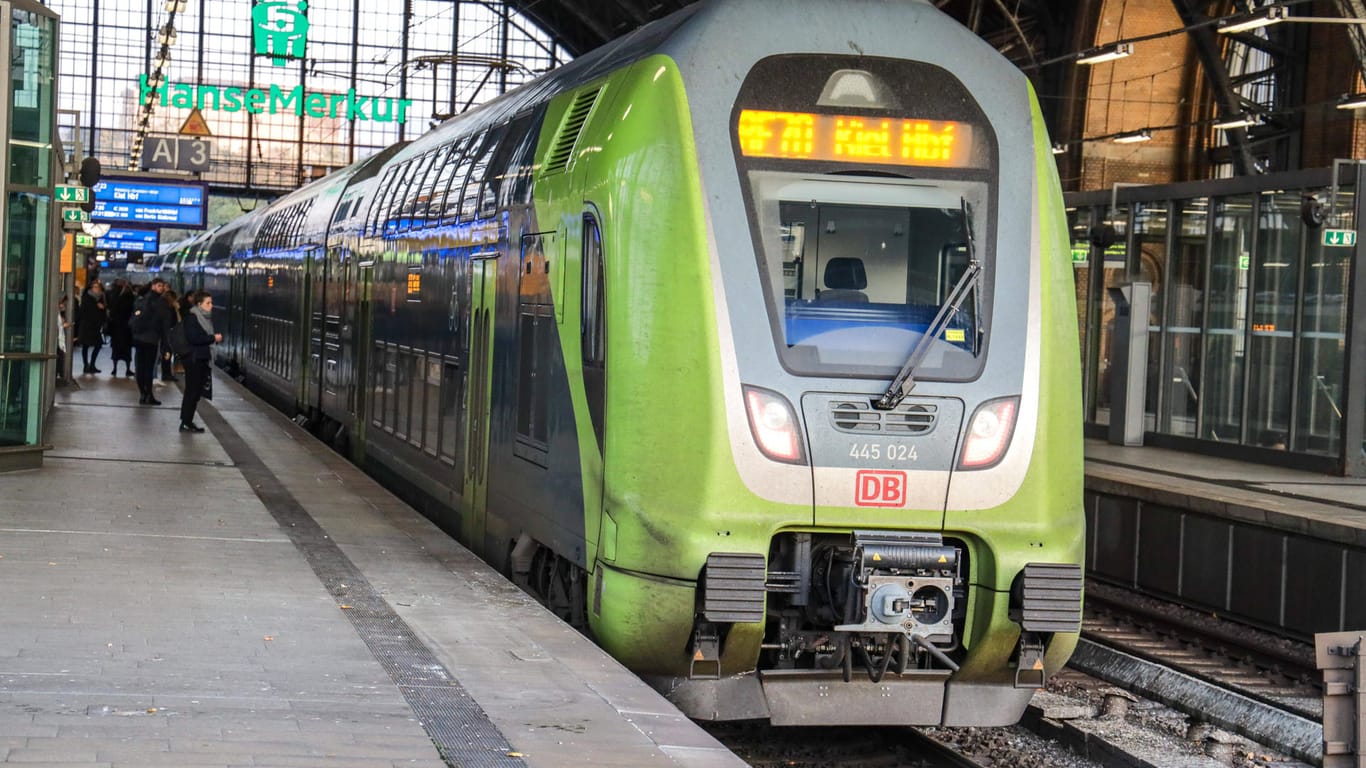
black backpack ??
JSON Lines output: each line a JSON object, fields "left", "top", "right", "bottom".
{"left": 129, "top": 295, "right": 151, "bottom": 335}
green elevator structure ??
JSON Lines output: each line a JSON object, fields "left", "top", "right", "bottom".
{"left": 0, "top": 0, "right": 59, "bottom": 472}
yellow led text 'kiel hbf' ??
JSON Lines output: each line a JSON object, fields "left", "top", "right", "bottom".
{"left": 737, "top": 110, "right": 975, "bottom": 169}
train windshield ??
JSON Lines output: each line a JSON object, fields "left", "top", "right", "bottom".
{"left": 750, "top": 172, "right": 987, "bottom": 377}
{"left": 731, "top": 54, "right": 996, "bottom": 380}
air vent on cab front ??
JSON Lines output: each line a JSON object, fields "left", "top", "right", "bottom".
{"left": 829, "top": 400, "right": 937, "bottom": 435}
{"left": 543, "top": 87, "right": 601, "bottom": 175}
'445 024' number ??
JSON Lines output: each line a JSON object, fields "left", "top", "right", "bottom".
{"left": 849, "top": 443, "right": 918, "bottom": 462}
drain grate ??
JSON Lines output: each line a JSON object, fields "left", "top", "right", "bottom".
{"left": 202, "top": 402, "right": 525, "bottom": 768}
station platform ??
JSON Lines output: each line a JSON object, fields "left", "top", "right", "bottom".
{"left": 0, "top": 361, "right": 744, "bottom": 767}
{"left": 1083, "top": 438, "right": 1366, "bottom": 638}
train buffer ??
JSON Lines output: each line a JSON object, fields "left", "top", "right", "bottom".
{"left": 1318, "top": 631, "right": 1366, "bottom": 768}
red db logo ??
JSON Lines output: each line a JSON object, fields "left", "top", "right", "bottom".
{"left": 856, "top": 470, "right": 907, "bottom": 508}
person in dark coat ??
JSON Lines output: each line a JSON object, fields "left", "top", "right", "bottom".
{"left": 131, "top": 278, "right": 174, "bottom": 405}
{"left": 106, "top": 279, "right": 136, "bottom": 377}
{"left": 178, "top": 291, "right": 221, "bottom": 433}
{"left": 160, "top": 290, "right": 182, "bottom": 383}
{"left": 75, "top": 279, "right": 108, "bottom": 374}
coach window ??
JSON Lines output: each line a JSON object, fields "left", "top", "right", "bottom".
{"left": 380, "top": 160, "right": 414, "bottom": 236}
{"left": 399, "top": 150, "right": 438, "bottom": 229}
{"left": 425, "top": 141, "right": 462, "bottom": 221}
{"left": 441, "top": 132, "right": 482, "bottom": 224}
{"left": 367, "top": 168, "right": 399, "bottom": 236}
{"left": 582, "top": 214, "right": 606, "bottom": 451}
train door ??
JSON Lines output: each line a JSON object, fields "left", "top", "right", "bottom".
{"left": 320, "top": 244, "right": 349, "bottom": 419}
{"left": 228, "top": 259, "right": 247, "bottom": 368}
{"left": 302, "top": 245, "right": 324, "bottom": 411}
{"left": 350, "top": 261, "right": 375, "bottom": 459}
{"left": 462, "top": 253, "right": 497, "bottom": 546}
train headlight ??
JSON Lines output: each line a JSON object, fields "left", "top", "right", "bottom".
{"left": 958, "top": 396, "right": 1019, "bottom": 470}
{"left": 743, "top": 385, "right": 805, "bottom": 464}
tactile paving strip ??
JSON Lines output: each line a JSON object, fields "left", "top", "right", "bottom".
{"left": 202, "top": 402, "right": 526, "bottom": 768}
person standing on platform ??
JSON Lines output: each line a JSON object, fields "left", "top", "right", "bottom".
{"left": 106, "top": 278, "right": 135, "bottom": 377}
{"left": 131, "top": 278, "right": 173, "bottom": 405}
{"left": 75, "top": 279, "right": 107, "bottom": 374}
{"left": 178, "top": 291, "right": 221, "bottom": 433}
{"left": 55, "top": 295, "right": 70, "bottom": 384}
{"left": 161, "top": 289, "right": 182, "bottom": 383}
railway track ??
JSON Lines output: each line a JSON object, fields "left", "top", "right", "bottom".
{"left": 1074, "top": 581, "right": 1322, "bottom": 763}
{"left": 1082, "top": 582, "right": 1321, "bottom": 719}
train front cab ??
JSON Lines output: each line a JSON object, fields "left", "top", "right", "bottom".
{"left": 569, "top": 6, "right": 1085, "bottom": 728}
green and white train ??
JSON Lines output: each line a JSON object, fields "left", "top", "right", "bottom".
{"left": 169, "top": 0, "right": 1086, "bottom": 726}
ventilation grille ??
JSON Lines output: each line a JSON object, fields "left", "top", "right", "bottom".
{"left": 543, "top": 88, "right": 600, "bottom": 174}
{"left": 829, "top": 401, "right": 937, "bottom": 435}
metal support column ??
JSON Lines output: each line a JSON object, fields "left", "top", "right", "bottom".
{"left": 1342, "top": 164, "right": 1366, "bottom": 477}
{"left": 1317, "top": 631, "right": 1365, "bottom": 768}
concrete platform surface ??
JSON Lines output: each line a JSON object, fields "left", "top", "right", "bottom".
{"left": 1086, "top": 439, "right": 1366, "bottom": 546}
{"left": 0, "top": 359, "right": 744, "bottom": 768}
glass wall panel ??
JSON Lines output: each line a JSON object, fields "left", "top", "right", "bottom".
{"left": 1094, "top": 207, "right": 1129, "bottom": 427}
{"left": 1133, "top": 202, "right": 1169, "bottom": 432}
{"left": 0, "top": 359, "right": 38, "bottom": 447}
{"left": 1246, "top": 192, "right": 1303, "bottom": 450}
{"left": 3, "top": 192, "right": 49, "bottom": 353}
{"left": 1202, "top": 196, "right": 1253, "bottom": 443}
{"left": 9, "top": 9, "right": 54, "bottom": 189}
{"left": 1067, "top": 207, "right": 1094, "bottom": 415}
{"left": 1159, "top": 198, "right": 1209, "bottom": 437}
{"left": 1294, "top": 189, "right": 1353, "bottom": 455}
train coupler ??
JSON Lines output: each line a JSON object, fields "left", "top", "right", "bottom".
{"left": 1013, "top": 632, "right": 1047, "bottom": 689}
{"left": 689, "top": 622, "right": 722, "bottom": 680}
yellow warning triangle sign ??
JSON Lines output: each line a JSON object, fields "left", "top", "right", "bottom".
{"left": 179, "top": 108, "right": 212, "bottom": 137}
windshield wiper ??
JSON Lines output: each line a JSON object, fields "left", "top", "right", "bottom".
{"left": 875, "top": 198, "right": 982, "bottom": 411}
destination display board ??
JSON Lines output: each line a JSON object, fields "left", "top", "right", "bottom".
{"left": 95, "top": 227, "right": 160, "bottom": 255}
{"left": 91, "top": 177, "right": 208, "bottom": 228}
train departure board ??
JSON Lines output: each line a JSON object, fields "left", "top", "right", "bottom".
{"left": 91, "top": 177, "right": 208, "bottom": 228}
{"left": 737, "top": 110, "right": 976, "bottom": 169}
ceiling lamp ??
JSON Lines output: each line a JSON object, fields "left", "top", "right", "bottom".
{"left": 1213, "top": 113, "right": 1263, "bottom": 130}
{"left": 1112, "top": 130, "right": 1152, "bottom": 144}
{"left": 1218, "top": 6, "right": 1288, "bottom": 34}
{"left": 1076, "top": 43, "right": 1133, "bottom": 65}
{"left": 1337, "top": 93, "right": 1366, "bottom": 110}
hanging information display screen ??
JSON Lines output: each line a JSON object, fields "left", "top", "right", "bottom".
{"left": 91, "top": 177, "right": 208, "bottom": 228}
{"left": 95, "top": 227, "right": 160, "bottom": 255}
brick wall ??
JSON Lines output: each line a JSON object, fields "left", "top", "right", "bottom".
{"left": 1077, "top": 0, "right": 1364, "bottom": 188}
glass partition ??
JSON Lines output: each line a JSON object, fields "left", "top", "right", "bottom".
{"left": 1246, "top": 191, "right": 1303, "bottom": 450}
{"left": 1068, "top": 175, "right": 1360, "bottom": 474}
{"left": 1294, "top": 189, "right": 1353, "bottom": 455}
{"left": 1094, "top": 206, "right": 1129, "bottom": 427}
{"left": 1067, "top": 207, "right": 1094, "bottom": 414}
{"left": 1159, "top": 198, "right": 1209, "bottom": 437}
{"left": 1133, "top": 202, "right": 1169, "bottom": 433}
{"left": 1202, "top": 195, "right": 1253, "bottom": 443}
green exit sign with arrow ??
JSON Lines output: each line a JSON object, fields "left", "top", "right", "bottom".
{"left": 74, "top": 234, "right": 95, "bottom": 248}
{"left": 61, "top": 208, "right": 89, "bottom": 222}
{"left": 1322, "top": 228, "right": 1357, "bottom": 247}
{"left": 55, "top": 185, "right": 89, "bottom": 203}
